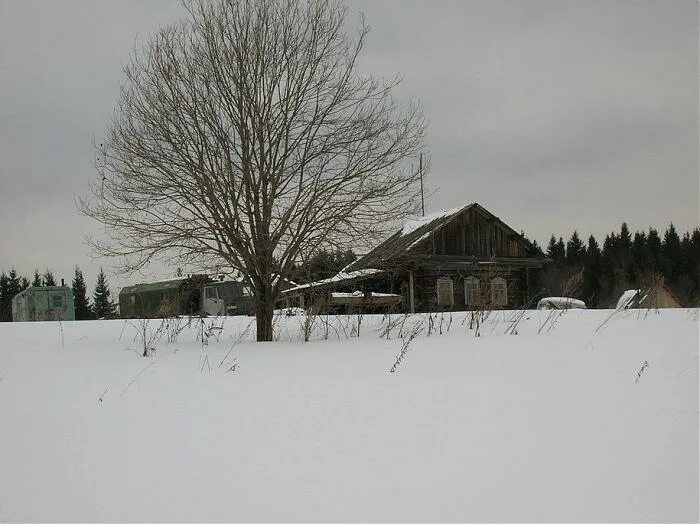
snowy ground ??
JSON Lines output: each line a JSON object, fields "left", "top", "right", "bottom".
{"left": 0, "top": 308, "right": 697, "bottom": 522}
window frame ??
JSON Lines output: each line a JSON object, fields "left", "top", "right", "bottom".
{"left": 464, "top": 276, "right": 481, "bottom": 306}
{"left": 491, "top": 277, "right": 508, "bottom": 307}
{"left": 51, "top": 293, "right": 64, "bottom": 308}
{"left": 436, "top": 277, "right": 454, "bottom": 306}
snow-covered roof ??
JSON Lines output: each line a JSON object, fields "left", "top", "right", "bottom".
{"left": 396, "top": 206, "right": 473, "bottom": 252}
{"left": 399, "top": 205, "right": 466, "bottom": 236}
{"left": 282, "top": 268, "right": 384, "bottom": 294}
{"left": 345, "top": 202, "right": 527, "bottom": 272}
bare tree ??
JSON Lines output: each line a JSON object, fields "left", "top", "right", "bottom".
{"left": 79, "top": 0, "right": 425, "bottom": 340}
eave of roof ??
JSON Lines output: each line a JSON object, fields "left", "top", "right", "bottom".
{"left": 282, "top": 268, "right": 385, "bottom": 295}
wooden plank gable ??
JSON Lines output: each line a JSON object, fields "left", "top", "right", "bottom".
{"left": 416, "top": 205, "right": 526, "bottom": 259}
{"left": 348, "top": 202, "right": 535, "bottom": 271}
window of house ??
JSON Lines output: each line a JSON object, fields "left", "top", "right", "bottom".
{"left": 491, "top": 277, "right": 507, "bottom": 306}
{"left": 51, "top": 294, "right": 64, "bottom": 308}
{"left": 129, "top": 295, "right": 136, "bottom": 305}
{"left": 204, "top": 286, "right": 218, "bottom": 300}
{"left": 464, "top": 277, "right": 480, "bottom": 306}
{"left": 436, "top": 277, "right": 454, "bottom": 306}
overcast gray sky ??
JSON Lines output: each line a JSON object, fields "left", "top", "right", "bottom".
{"left": 0, "top": 0, "right": 697, "bottom": 291}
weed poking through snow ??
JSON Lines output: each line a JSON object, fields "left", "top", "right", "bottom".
{"left": 98, "top": 387, "right": 108, "bottom": 403}
{"left": 219, "top": 319, "right": 254, "bottom": 369}
{"left": 129, "top": 318, "right": 166, "bottom": 357}
{"left": 389, "top": 321, "right": 423, "bottom": 373}
{"left": 120, "top": 362, "right": 155, "bottom": 397}
{"left": 635, "top": 361, "right": 649, "bottom": 383}
{"left": 226, "top": 358, "right": 240, "bottom": 373}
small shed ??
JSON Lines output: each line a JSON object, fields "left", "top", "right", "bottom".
{"left": 12, "top": 286, "right": 75, "bottom": 322}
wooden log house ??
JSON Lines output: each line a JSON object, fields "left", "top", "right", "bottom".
{"left": 283, "top": 202, "right": 546, "bottom": 313}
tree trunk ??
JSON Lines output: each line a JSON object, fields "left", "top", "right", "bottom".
{"left": 254, "top": 286, "right": 275, "bottom": 342}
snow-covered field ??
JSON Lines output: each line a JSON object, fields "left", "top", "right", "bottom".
{"left": 0, "top": 308, "right": 697, "bottom": 522}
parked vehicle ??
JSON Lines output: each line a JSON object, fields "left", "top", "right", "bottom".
{"left": 119, "top": 275, "right": 252, "bottom": 318}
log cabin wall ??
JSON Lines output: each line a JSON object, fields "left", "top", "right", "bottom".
{"left": 409, "top": 266, "right": 529, "bottom": 312}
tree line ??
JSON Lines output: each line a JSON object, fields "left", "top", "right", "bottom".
{"left": 528, "top": 223, "right": 700, "bottom": 307}
{"left": 0, "top": 266, "right": 117, "bottom": 321}
{"left": 2, "top": 222, "right": 697, "bottom": 321}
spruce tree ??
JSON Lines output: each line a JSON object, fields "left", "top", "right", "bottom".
{"left": 546, "top": 235, "right": 558, "bottom": 260}
{"left": 93, "top": 268, "right": 117, "bottom": 319}
{"left": 555, "top": 237, "right": 566, "bottom": 265}
{"left": 565, "top": 231, "right": 585, "bottom": 267}
{"left": 583, "top": 235, "right": 602, "bottom": 307}
{"left": 614, "top": 223, "right": 632, "bottom": 284}
{"left": 586, "top": 235, "right": 601, "bottom": 260}
{"left": 691, "top": 228, "right": 700, "bottom": 258}
{"left": 1, "top": 269, "right": 22, "bottom": 321}
{"left": 7, "top": 269, "right": 21, "bottom": 303}
{"left": 0, "top": 272, "right": 10, "bottom": 322}
{"left": 19, "top": 277, "right": 30, "bottom": 291}
{"left": 520, "top": 230, "right": 543, "bottom": 258}
{"left": 546, "top": 236, "right": 566, "bottom": 266}
{"left": 690, "top": 228, "right": 700, "bottom": 300}
{"left": 661, "top": 223, "right": 681, "bottom": 282}
{"left": 72, "top": 266, "right": 92, "bottom": 320}
{"left": 599, "top": 234, "right": 617, "bottom": 304}
{"left": 523, "top": 236, "right": 544, "bottom": 258}
{"left": 43, "top": 269, "right": 56, "bottom": 287}
{"left": 618, "top": 223, "right": 632, "bottom": 250}
{"left": 677, "top": 232, "right": 695, "bottom": 303}
{"left": 531, "top": 239, "right": 544, "bottom": 257}
{"left": 647, "top": 228, "right": 662, "bottom": 271}
{"left": 630, "top": 231, "right": 649, "bottom": 284}
{"left": 32, "top": 269, "right": 42, "bottom": 287}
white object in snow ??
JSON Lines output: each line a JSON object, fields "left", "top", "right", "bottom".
{"left": 616, "top": 289, "right": 641, "bottom": 310}
{"left": 537, "top": 297, "right": 587, "bottom": 310}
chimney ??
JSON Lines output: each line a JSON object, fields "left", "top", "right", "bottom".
{"left": 61, "top": 278, "right": 65, "bottom": 287}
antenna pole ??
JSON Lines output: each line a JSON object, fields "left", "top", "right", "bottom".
{"left": 419, "top": 153, "right": 425, "bottom": 216}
